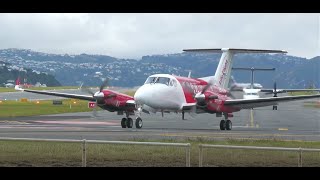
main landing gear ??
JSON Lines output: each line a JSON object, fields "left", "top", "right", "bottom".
{"left": 219, "top": 113, "right": 232, "bottom": 130}
{"left": 121, "top": 112, "right": 143, "bottom": 129}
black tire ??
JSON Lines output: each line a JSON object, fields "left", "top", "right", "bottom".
{"left": 273, "top": 105, "right": 278, "bottom": 110}
{"left": 126, "top": 118, "right": 133, "bottom": 128}
{"left": 135, "top": 117, "right": 143, "bottom": 129}
{"left": 226, "top": 120, "right": 232, "bottom": 130}
{"left": 121, "top": 118, "right": 127, "bottom": 128}
{"left": 220, "top": 120, "right": 226, "bottom": 130}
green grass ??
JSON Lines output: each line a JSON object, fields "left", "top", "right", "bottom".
{"left": 289, "top": 91, "right": 319, "bottom": 96}
{"left": 303, "top": 102, "right": 320, "bottom": 109}
{"left": 0, "top": 99, "right": 97, "bottom": 117}
{"left": 0, "top": 88, "right": 16, "bottom": 92}
{"left": 1, "top": 139, "right": 320, "bottom": 167}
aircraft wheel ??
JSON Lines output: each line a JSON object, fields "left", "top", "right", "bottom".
{"left": 135, "top": 117, "right": 143, "bottom": 129}
{"left": 226, "top": 120, "right": 232, "bottom": 130}
{"left": 126, "top": 118, "right": 133, "bottom": 128}
{"left": 220, "top": 120, "right": 226, "bottom": 130}
{"left": 121, "top": 118, "right": 127, "bottom": 128}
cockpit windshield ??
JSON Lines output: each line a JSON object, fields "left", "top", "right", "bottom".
{"left": 144, "top": 77, "right": 157, "bottom": 84}
{"left": 155, "top": 77, "right": 170, "bottom": 85}
{"left": 144, "top": 77, "right": 171, "bottom": 86}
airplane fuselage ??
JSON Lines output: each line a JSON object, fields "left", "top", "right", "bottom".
{"left": 134, "top": 74, "right": 238, "bottom": 114}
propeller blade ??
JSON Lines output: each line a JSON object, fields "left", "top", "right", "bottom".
{"left": 81, "top": 87, "right": 95, "bottom": 96}
{"left": 227, "top": 91, "right": 236, "bottom": 99}
{"left": 201, "top": 83, "right": 212, "bottom": 94}
{"left": 201, "top": 78, "right": 214, "bottom": 94}
{"left": 99, "top": 78, "right": 109, "bottom": 92}
{"left": 189, "top": 106, "right": 197, "bottom": 118}
{"left": 182, "top": 82, "right": 196, "bottom": 97}
{"left": 91, "top": 100, "right": 98, "bottom": 118}
{"left": 273, "top": 81, "right": 277, "bottom": 97}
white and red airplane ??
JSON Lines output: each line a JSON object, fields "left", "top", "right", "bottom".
{"left": 14, "top": 48, "right": 320, "bottom": 131}
{"left": 133, "top": 48, "right": 320, "bottom": 130}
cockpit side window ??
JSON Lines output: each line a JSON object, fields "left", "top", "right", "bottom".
{"left": 169, "top": 79, "right": 177, "bottom": 87}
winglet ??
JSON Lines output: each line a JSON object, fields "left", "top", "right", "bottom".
{"left": 14, "top": 77, "right": 24, "bottom": 91}
{"left": 15, "top": 85, "right": 24, "bottom": 91}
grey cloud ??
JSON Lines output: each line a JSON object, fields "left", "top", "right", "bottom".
{"left": 0, "top": 13, "right": 319, "bottom": 59}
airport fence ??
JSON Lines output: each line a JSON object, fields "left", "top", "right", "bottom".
{"left": 198, "top": 144, "right": 320, "bottom": 167}
{"left": 0, "top": 137, "right": 191, "bottom": 167}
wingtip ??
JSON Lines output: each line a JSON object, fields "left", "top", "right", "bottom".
{"left": 14, "top": 85, "right": 24, "bottom": 91}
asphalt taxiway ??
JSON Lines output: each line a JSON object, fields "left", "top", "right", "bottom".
{"left": 0, "top": 91, "right": 319, "bottom": 141}
{"left": 0, "top": 101, "right": 319, "bottom": 141}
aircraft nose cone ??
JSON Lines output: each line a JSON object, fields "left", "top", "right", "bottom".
{"left": 134, "top": 86, "right": 148, "bottom": 104}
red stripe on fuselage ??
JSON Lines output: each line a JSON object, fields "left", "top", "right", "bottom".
{"left": 175, "top": 76, "right": 207, "bottom": 103}
{"left": 174, "top": 76, "right": 229, "bottom": 104}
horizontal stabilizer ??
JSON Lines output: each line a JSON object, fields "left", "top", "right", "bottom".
{"left": 183, "top": 48, "right": 287, "bottom": 54}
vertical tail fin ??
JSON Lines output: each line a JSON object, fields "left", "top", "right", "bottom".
{"left": 15, "top": 77, "right": 20, "bottom": 85}
{"left": 14, "top": 77, "right": 24, "bottom": 91}
{"left": 183, "top": 48, "right": 287, "bottom": 89}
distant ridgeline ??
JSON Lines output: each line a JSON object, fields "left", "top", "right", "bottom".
{"left": 0, "top": 60, "right": 61, "bottom": 87}
{"left": 0, "top": 48, "right": 319, "bottom": 88}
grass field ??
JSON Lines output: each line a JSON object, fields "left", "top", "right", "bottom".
{"left": 0, "top": 138, "right": 320, "bottom": 167}
{"left": 289, "top": 91, "right": 319, "bottom": 96}
{"left": 303, "top": 101, "right": 320, "bottom": 108}
{"left": 0, "top": 99, "right": 96, "bottom": 117}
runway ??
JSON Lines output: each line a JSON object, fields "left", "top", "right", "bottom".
{"left": 0, "top": 91, "right": 319, "bottom": 141}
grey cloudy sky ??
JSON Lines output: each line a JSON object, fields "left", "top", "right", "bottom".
{"left": 0, "top": 13, "right": 319, "bottom": 59}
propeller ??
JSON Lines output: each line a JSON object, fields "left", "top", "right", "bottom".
{"left": 264, "top": 81, "right": 279, "bottom": 97}
{"left": 81, "top": 87, "right": 95, "bottom": 96}
{"left": 99, "top": 78, "right": 109, "bottom": 92}
{"left": 80, "top": 78, "right": 113, "bottom": 118}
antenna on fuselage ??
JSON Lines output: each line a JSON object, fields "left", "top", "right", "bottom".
{"left": 187, "top": 70, "right": 192, "bottom": 78}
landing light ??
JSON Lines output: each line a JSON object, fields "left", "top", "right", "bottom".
{"left": 36, "top": 101, "right": 40, "bottom": 104}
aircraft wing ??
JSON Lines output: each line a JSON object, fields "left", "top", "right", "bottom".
{"left": 15, "top": 86, "right": 95, "bottom": 101}
{"left": 224, "top": 94, "right": 320, "bottom": 109}
{"left": 261, "top": 89, "right": 320, "bottom": 94}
